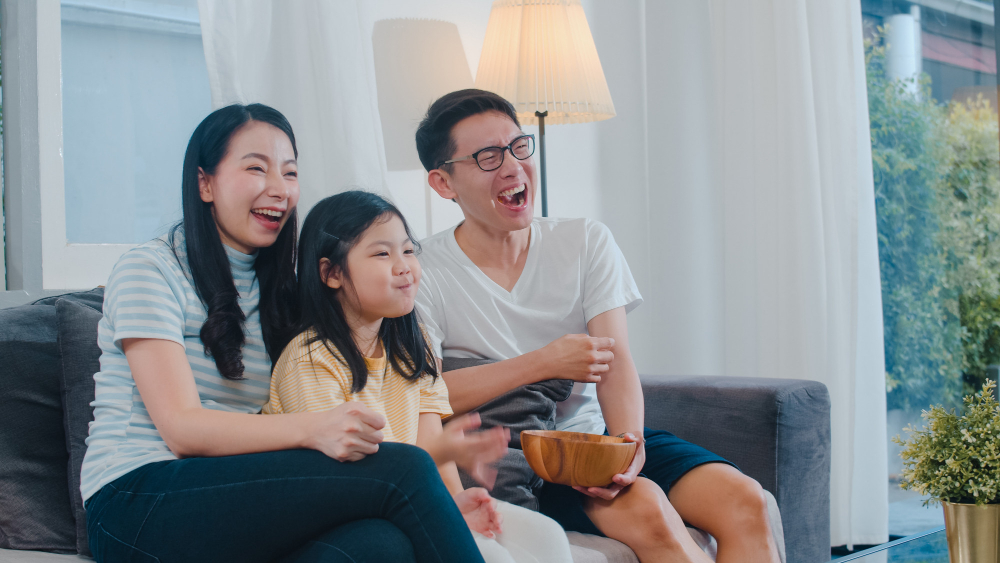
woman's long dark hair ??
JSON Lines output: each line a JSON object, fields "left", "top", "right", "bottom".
{"left": 298, "top": 190, "right": 437, "bottom": 393}
{"left": 170, "top": 103, "right": 299, "bottom": 379}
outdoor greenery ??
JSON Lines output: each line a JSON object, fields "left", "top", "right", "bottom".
{"left": 894, "top": 380, "right": 1000, "bottom": 506}
{"left": 868, "top": 30, "right": 1000, "bottom": 410}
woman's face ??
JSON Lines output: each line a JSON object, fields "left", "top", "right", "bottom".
{"left": 199, "top": 121, "right": 300, "bottom": 254}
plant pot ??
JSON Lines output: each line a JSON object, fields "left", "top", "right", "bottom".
{"left": 942, "top": 501, "right": 1000, "bottom": 563}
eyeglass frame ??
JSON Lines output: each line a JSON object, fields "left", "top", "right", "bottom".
{"left": 438, "top": 134, "right": 536, "bottom": 172}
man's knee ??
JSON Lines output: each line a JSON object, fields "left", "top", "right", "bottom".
{"left": 611, "top": 479, "right": 690, "bottom": 548}
{"left": 723, "top": 475, "right": 771, "bottom": 530}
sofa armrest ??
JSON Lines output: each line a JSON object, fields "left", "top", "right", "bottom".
{"left": 639, "top": 375, "right": 830, "bottom": 563}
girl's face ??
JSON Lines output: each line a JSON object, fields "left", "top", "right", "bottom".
{"left": 199, "top": 121, "right": 300, "bottom": 254}
{"left": 324, "top": 214, "right": 421, "bottom": 324}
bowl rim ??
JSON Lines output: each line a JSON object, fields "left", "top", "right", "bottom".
{"left": 520, "top": 429, "right": 637, "bottom": 447}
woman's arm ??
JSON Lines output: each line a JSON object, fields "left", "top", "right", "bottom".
{"left": 125, "top": 338, "right": 385, "bottom": 461}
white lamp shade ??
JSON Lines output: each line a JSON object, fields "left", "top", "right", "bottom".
{"left": 475, "top": 0, "right": 615, "bottom": 126}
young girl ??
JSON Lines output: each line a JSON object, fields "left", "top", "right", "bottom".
{"left": 265, "top": 191, "right": 574, "bottom": 563}
{"left": 81, "top": 105, "right": 484, "bottom": 563}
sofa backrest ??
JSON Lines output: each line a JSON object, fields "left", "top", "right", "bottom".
{"left": 0, "top": 289, "right": 104, "bottom": 556}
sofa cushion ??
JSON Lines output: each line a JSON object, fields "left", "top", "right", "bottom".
{"left": 0, "top": 305, "right": 76, "bottom": 552}
{"left": 55, "top": 299, "right": 104, "bottom": 557}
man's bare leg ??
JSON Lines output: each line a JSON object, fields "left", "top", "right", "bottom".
{"left": 667, "top": 464, "right": 780, "bottom": 563}
{"left": 582, "top": 477, "right": 713, "bottom": 563}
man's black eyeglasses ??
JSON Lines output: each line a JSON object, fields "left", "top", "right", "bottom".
{"left": 439, "top": 134, "right": 535, "bottom": 172}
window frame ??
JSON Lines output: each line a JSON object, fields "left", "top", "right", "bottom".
{"left": 1, "top": 0, "right": 203, "bottom": 307}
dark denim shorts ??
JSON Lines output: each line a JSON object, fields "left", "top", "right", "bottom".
{"left": 537, "top": 427, "right": 738, "bottom": 536}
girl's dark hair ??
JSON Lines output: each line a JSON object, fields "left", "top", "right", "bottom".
{"left": 298, "top": 190, "right": 437, "bottom": 393}
{"left": 171, "top": 103, "right": 299, "bottom": 380}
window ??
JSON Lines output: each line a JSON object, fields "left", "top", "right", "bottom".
{"left": 33, "top": 0, "right": 210, "bottom": 289}
{"left": 61, "top": 0, "right": 211, "bottom": 245}
{"left": 862, "top": 0, "right": 1000, "bottom": 538}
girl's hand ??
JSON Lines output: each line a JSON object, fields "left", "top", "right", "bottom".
{"left": 439, "top": 413, "right": 509, "bottom": 488}
{"left": 307, "top": 401, "right": 386, "bottom": 462}
{"left": 454, "top": 488, "right": 503, "bottom": 538}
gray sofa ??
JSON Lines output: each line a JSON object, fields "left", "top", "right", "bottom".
{"left": 0, "top": 291, "right": 831, "bottom": 563}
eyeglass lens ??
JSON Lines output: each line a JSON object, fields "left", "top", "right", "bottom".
{"left": 476, "top": 136, "right": 535, "bottom": 171}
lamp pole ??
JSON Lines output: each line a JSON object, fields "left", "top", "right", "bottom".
{"left": 536, "top": 110, "right": 549, "bottom": 217}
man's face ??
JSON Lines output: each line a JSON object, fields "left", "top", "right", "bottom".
{"left": 433, "top": 111, "right": 537, "bottom": 233}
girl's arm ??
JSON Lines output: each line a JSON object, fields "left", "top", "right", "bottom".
{"left": 417, "top": 413, "right": 503, "bottom": 538}
{"left": 416, "top": 412, "right": 509, "bottom": 488}
{"left": 126, "top": 338, "right": 386, "bottom": 461}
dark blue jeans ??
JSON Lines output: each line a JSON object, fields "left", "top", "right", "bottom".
{"left": 84, "top": 444, "right": 484, "bottom": 563}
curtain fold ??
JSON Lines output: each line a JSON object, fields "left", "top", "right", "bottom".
{"left": 594, "top": 0, "right": 887, "bottom": 547}
{"left": 197, "top": 0, "right": 388, "bottom": 214}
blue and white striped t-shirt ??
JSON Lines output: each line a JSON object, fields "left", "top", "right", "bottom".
{"left": 80, "top": 231, "right": 272, "bottom": 501}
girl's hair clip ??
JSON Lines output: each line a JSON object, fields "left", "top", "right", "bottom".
{"left": 322, "top": 231, "right": 340, "bottom": 241}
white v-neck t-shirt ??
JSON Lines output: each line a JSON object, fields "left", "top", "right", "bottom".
{"left": 415, "top": 217, "right": 643, "bottom": 434}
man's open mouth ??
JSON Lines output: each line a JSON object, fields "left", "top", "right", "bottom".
{"left": 251, "top": 208, "right": 283, "bottom": 224}
{"left": 497, "top": 184, "right": 527, "bottom": 209}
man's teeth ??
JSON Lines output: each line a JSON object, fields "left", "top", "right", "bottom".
{"left": 498, "top": 184, "right": 526, "bottom": 198}
{"left": 252, "top": 209, "right": 283, "bottom": 218}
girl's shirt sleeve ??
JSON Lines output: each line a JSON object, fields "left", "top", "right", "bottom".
{"left": 264, "top": 337, "right": 351, "bottom": 415}
{"left": 417, "top": 323, "right": 452, "bottom": 418}
{"left": 419, "top": 373, "right": 453, "bottom": 419}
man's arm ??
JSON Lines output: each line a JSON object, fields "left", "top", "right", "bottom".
{"left": 441, "top": 334, "right": 615, "bottom": 414}
{"left": 590, "top": 307, "right": 644, "bottom": 438}
{"left": 576, "top": 306, "right": 646, "bottom": 499}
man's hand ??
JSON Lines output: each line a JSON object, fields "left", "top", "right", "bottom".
{"left": 573, "top": 432, "right": 644, "bottom": 500}
{"left": 541, "top": 334, "right": 615, "bottom": 383}
{"left": 454, "top": 487, "right": 503, "bottom": 538}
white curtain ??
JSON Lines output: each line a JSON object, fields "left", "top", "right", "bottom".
{"left": 197, "top": 0, "right": 388, "bottom": 214}
{"left": 195, "top": 0, "right": 887, "bottom": 547}
{"left": 590, "top": 0, "right": 888, "bottom": 547}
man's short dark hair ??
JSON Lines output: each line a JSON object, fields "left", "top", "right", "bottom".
{"left": 415, "top": 89, "right": 521, "bottom": 172}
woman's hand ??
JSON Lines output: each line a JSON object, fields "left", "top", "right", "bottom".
{"left": 436, "top": 413, "right": 509, "bottom": 488}
{"left": 454, "top": 487, "right": 503, "bottom": 539}
{"left": 306, "top": 401, "right": 387, "bottom": 462}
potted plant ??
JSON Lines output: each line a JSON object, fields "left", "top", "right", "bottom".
{"left": 894, "top": 380, "right": 1000, "bottom": 563}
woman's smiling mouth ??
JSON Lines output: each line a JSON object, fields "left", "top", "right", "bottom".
{"left": 251, "top": 208, "right": 284, "bottom": 230}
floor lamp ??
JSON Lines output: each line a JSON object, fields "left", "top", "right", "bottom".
{"left": 474, "top": 0, "right": 616, "bottom": 217}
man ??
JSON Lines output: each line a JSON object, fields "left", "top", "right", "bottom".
{"left": 414, "top": 89, "right": 780, "bottom": 563}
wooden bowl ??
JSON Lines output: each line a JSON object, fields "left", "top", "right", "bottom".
{"left": 521, "top": 430, "right": 637, "bottom": 488}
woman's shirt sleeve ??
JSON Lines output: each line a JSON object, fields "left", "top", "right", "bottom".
{"left": 103, "top": 246, "right": 187, "bottom": 349}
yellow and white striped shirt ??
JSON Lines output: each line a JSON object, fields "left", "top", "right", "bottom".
{"left": 263, "top": 329, "right": 452, "bottom": 445}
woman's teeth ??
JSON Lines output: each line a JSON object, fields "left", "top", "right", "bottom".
{"left": 252, "top": 209, "right": 283, "bottom": 218}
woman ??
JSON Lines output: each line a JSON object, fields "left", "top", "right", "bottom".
{"left": 80, "top": 104, "right": 486, "bottom": 563}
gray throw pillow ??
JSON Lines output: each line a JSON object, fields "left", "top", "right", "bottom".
{"left": 442, "top": 358, "right": 573, "bottom": 510}
{"left": 56, "top": 298, "right": 104, "bottom": 557}
{"left": 0, "top": 304, "right": 76, "bottom": 552}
